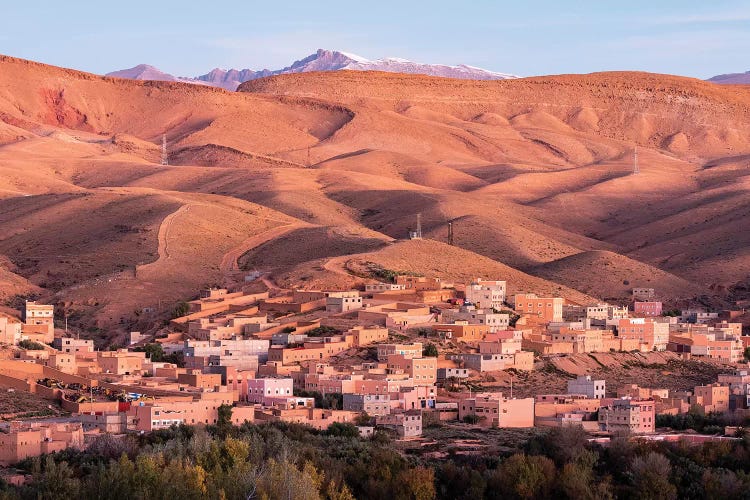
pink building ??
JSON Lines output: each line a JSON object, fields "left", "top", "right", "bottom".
{"left": 0, "top": 422, "right": 84, "bottom": 466}
{"left": 634, "top": 301, "right": 663, "bottom": 317}
{"left": 244, "top": 378, "right": 294, "bottom": 404}
{"left": 376, "top": 410, "right": 423, "bottom": 437}
{"left": 386, "top": 355, "right": 437, "bottom": 386}
{"left": 691, "top": 384, "right": 729, "bottom": 413}
{"left": 458, "top": 393, "right": 535, "bottom": 428}
{"left": 618, "top": 318, "right": 669, "bottom": 350}
{"left": 598, "top": 398, "right": 655, "bottom": 434}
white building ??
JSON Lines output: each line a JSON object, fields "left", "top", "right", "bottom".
{"left": 443, "top": 306, "right": 510, "bottom": 332}
{"left": 568, "top": 375, "right": 606, "bottom": 399}
{"left": 464, "top": 279, "right": 506, "bottom": 310}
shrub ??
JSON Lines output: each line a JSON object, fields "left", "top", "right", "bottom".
{"left": 18, "top": 339, "right": 46, "bottom": 350}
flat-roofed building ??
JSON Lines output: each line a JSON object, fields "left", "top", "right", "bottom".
{"left": 514, "top": 294, "right": 563, "bottom": 323}
{"left": 598, "top": 398, "right": 655, "bottom": 434}
{"left": 568, "top": 375, "right": 606, "bottom": 399}
{"left": 458, "top": 393, "right": 534, "bottom": 428}
{"left": 464, "top": 279, "right": 506, "bottom": 309}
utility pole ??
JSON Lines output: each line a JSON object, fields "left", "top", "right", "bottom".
{"left": 633, "top": 145, "right": 639, "bottom": 174}
{"left": 416, "top": 213, "right": 422, "bottom": 239}
{"left": 307, "top": 147, "right": 311, "bottom": 168}
{"left": 161, "top": 134, "right": 168, "bottom": 165}
{"left": 448, "top": 222, "right": 454, "bottom": 245}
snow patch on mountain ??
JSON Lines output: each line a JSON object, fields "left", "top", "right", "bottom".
{"left": 107, "top": 49, "right": 519, "bottom": 91}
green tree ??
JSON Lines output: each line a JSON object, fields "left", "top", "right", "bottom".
{"left": 629, "top": 452, "right": 677, "bottom": 500}
{"left": 28, "top": 456, "right": 80, "bottom": 500}
{"left": 134, "top": 343, "right": 165, "bottom": 362}
{"left": 216, "top": 404, "right": 233, "bottom": 438}
{"left": 558, "top": 450, "right": 613, "bottom": 500}
{"left": 495, "top": 454, "right": 555, "bottom": 500}
{"left": 18, "top": 339, "right": 45, "bottom": 350}
{"left": 422, "top": 343, "right": 439, "bottom": 357}
{"left": 396, "top": 466, "right": 436, "bottom": 500}
{"left": 325, "top": 422, "right": 360, "bottom": 438}
{"left": 256, "top": 459, "right": 323, "bottom": 500}
{"left": 172, "top": 301, "right": 189, "bottom": 319}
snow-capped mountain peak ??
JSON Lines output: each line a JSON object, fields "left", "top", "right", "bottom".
{"left": 106, "top": 49, "right": 518, "bottom": 90}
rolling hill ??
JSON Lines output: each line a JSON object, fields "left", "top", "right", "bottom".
{"left": 1, "top": 53, "right": 749, "bottom": 336}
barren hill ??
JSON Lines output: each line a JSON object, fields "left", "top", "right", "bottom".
{"left": 0, "top": 54, "right": 749, "bottom": 335}
{"left": 529, "top": 250, "right": 702, "bottom": 301}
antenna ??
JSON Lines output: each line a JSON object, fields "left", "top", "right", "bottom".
{"left": 161, "top": 134, "right": 168, "bottom": 165}
{"left": 633, "top": 145, "right": 639, "bottom": 175}
{"left": 448, "top": 222, "right": 454, "bottom": 245}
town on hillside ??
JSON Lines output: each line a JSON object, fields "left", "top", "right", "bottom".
{"left": 0, "top": 275, "right": 749, "bottom": 479}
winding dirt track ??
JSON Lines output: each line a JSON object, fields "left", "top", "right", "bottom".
{"left": 219, "top": 222, "right": 313, "bottom": 274}
{"left": 135, "top": 204, "right": 192, "bottom": 275}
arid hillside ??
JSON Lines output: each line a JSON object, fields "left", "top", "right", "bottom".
{"left": 0, "top": 54, "right": 749, "bottom": 334}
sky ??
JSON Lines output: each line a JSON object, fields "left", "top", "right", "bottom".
{"left": 1, "top": 1, "right": 749, "bottom": 79}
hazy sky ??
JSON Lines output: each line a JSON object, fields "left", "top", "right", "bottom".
{"left": 2, "top": 1, "right": 749, "bottom": 78}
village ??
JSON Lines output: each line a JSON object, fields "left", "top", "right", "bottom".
{"left": 1, "top": 274, "right": 749, "bottom": 472}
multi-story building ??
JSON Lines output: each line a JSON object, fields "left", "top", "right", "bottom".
{"left": 437, "top": 367, "right": 469, "bottom": 380}
{"left": 692, "top": 384, "right": 730, "bottom": 413}
{"left": 617, "top": 318, "right": 669, "bottom": 350}
{"left": 21, "top": 301, "right": 54, "bottom": 343}
{"left": 632, "top": 288, "right": 655, "bottom": 301}
{"left": 53, "top": 337, "right": 94, "bottom": 354}
{"left": 451, "top": 351, "right": 533, "bottom": 372}
{"left": 514, "top": 294, "right": 564, "bottom": 323}
{"left": 464, "top": 279, "right": 506, "bottom": 309}
{"left": 376, "top": 410, "right": 423, "bottom": 437}
{"left": 584, "top": 304, "right": 629, "bottom": 321}
{"left": 358, "top": 303, "right": 434, "bottom": 330}
{"left": 432, "top": 323, "right": 488, "bottom": 342}
{"left": 349, "top": 326, "right": 389, "bottom": 347}
{"left": 0, "top": 314, "right": 22, "bottom": 345}
{"left": 0, "top": 422, "right": 84, "bottom": 466}
{"left": 98, "top": 350, "right": 146, "bottom": 375}
{"left": 567, "top": 375, "right": 606, "bottom": 399}
{"left": 365, "top": 283, "right": 406, "bottom": 293}
{"left": 325, "top": 292, "right": 363, "bottom": 313}
{"left": 343, "top": 393, "right": 392, "bottom": 416}
{"left": 551, "top": 328, "right": 604, "bottom": 353}
{"left": 598, "top": 399, "right": 655, "bottom": 434}
{"left": 534, "top": 394, "right": 601, "bottom": 429}
{"left": 442, "top": 306, "right": 510, "bottom": 332}
{"left": 244, "top": 378, "right": 294, "bottom": 404}
{"left": 633, "top": 301, "right": 663, "bottom": 317}
{"left": 458, "top": 393, "right": 534, "bottom": 428}
{"left": 377, "top": 343, "right": 423, "bottom": 361}
{"left": 386, "top": 354, "right": 437, "bottom": 386}
{"left": 395, "top": 276, "right": 442, "bottom": 291}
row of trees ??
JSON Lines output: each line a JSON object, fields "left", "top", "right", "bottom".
{"left": 3, "top": 420, "right": 750, "bottom": 499}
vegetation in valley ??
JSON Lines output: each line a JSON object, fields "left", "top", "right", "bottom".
{"left": 3, "top": 417, "right": 750, "bottom": 499}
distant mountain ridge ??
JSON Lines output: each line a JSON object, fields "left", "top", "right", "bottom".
{"left": 106, "top": 49, "right": 518, "bottom": 90}
{"left": 708, "top": 71, "right": 750, "bottom": 84}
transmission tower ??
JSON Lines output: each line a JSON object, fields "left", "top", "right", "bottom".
{"left": 161, "top": 134, "right": 168, "bottom": 165}
{"left": 633, "top": 145, "right": 639, "bottom": 174}
{"left": 409, "top": 213, "right": 423, "bottom": 240}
